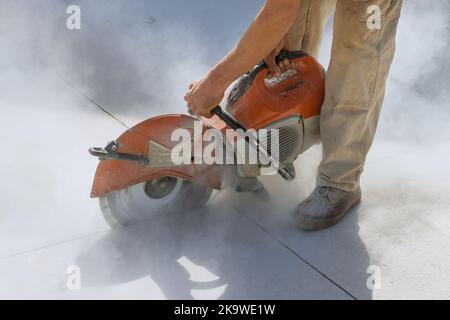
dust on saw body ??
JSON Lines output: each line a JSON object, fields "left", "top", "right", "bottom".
{"left": 89, "top": 51, "right": 325, "bottom": 227}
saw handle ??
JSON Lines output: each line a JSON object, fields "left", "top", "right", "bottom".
{"left": 211, "top": 106, "right": 246, "bottom": 131}
{"left": 253, "top": 50, "right": 308, "bottom": 77}
{"left": 208, "top": 52, "right": 310, "bottom": 127}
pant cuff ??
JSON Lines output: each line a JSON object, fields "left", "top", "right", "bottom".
{"left": 316, "top": 175, "right": 359, "bottom": 193}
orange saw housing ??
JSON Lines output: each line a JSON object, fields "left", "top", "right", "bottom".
{"left": 90, "top": 51, "right": 325, "bottom": 198}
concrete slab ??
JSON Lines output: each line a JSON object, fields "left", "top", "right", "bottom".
{"left": 242, "top": 141, "right": 450, "bottom": 300}
{"left": 0, "top": 204, "right": 350, "bottom": 300}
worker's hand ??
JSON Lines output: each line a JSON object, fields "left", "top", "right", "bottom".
{"left": 185, "top": 75, "right": 225, "bottom": 118}
{"left": 264, "top": 35, "right": 293, "bottom": 78}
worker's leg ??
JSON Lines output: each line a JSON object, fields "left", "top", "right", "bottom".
{"left": 287, "top": 0, "right": 337, "bottom": 58}
{"left": 317, "top": 0, "right": 404, "bottom": 192}
{"left": 296, "top": 0, "right": 403, "bottom": 231}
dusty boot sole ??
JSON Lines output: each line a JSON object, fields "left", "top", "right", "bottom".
{"left": 297, "top": 196, "right": 362, "bottom": 231}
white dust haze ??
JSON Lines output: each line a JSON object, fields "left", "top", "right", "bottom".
{"left": 0, "top": 0, "right": 449, "bottom": 230}
{"left": 2, "top": 1, "right": 448, "bottom": 135}
{"left": 0, "top": 1, "right": 449, "bottom": 296}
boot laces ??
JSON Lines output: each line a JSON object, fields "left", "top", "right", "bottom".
{"left": 317, "top": 186, "right": 337, "bottom": 200}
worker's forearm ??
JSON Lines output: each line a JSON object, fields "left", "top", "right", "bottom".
{"left": 208, "top": 0, "right": 300, "bottom": 91}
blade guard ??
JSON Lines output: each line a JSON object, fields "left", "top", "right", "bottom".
{"left": 90, "top": 114, "right": 223, "bottom": 198}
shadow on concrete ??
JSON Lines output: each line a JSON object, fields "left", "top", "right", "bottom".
{"left": 76, "top": 207, "right": 227, "bottom": 299}
{"left": 300, "top": 204, "right": 373, "bottom": 300}
{"left": 234, "top": 196, "right": 373, "bottom": 300}
{"left": 76, "top": 195, "right": 372, "bottom": 299}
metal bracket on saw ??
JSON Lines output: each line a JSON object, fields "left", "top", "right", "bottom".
{"left": 89, "top": 141, "right": 149, "bottom": 166}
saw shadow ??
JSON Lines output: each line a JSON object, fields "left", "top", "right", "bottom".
{"left": 228, "top": 195, "right": 373, "bottom": 300}
{"left": 75, "top": 194, "right": 373, "bottom": 299}
{"left": 76, "top": 206, "right": 230, "bottom": 299}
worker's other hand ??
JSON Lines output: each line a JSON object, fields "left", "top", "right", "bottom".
{"left": 264, "top": 35, "right": 293, "bottom": 78}
{"left": 185, "top": 76, "right": 224, "bottom": 118}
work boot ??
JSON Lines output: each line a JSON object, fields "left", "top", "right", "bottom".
{"left": 296, "top": 186, "right": 362, "bottom": 231}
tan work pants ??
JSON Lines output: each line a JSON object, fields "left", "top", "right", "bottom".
{"left": 288, "top": 0, "right": 403, "bottom": 191}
